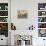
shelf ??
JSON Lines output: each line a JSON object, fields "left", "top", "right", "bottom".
{"left": 38, "top": 22, "right": 46, "bottom": 23}
{"left": 0, "top": 10, "right": 8, "bottom": 11}
{"left": 0, "top": 22, "right": 8, "bottom": 23}
{"left": 38, "top": 10, "right": 46, "bottom": 11}
{"left": 0, "top": 16, "right": 8, "bottom": 17}
{"left": 38, "top": 28, "right": 46, "bottom": 29}
{"left": 38, "top": 16, "right": 46, "bottom": 17}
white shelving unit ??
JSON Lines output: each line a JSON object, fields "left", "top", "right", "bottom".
{"left": 38, "top": 3, "right": 46, "bottom": 37}
{"left": 0, "top": 3, "right": 9, "bottom": 45}
{"left": 0, "top": 3, "right": 8, "bottom": 36}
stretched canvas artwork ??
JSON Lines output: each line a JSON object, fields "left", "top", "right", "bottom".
{"left": 17, "top": 10, "right": 28, "bottom": 18}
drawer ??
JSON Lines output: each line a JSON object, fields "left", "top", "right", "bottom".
{"left": 0, "top": 37, "right": 8, "bottom": 45}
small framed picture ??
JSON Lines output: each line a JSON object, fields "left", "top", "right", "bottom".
{"left": 17, "top": 10, "right": 28, "bottom": 18}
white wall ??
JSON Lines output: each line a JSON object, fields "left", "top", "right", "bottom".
{"left": 11, "top": 0, "right": 46, "bottom": 30}
{"left": 11, "top": 0, "right": 46, "bottom": 46}
{"left": 11, "top": 0, "right": 38, "bottom": 45}
{"left": 11, "top": 0, "right": 38, "bottom": 30}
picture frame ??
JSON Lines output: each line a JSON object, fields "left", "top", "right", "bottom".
{"left": 17, "top": 10, "right": 28, "bottom": 18}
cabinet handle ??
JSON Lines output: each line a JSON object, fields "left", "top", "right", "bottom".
{"left": 1, "top": 39, "right": 3, "bottom": 40}
{"left": 43, "top": 39, "right": 45, "bottom": 40}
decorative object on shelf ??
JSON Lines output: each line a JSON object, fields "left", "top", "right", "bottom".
{"left": 42, "top": 11, "right": 46, "bottom": 16}
{"left": 5, "top": 6, "right": 8, "bottom": 10}
{"left": 39, "top": 29, "right": 46, "bottom": 37}
{"left": 40, "top": 8, "right": 44, "bottom": 10}
{"left": 38, "top": 3, "right": 46, "bottom": 10}
{"left": 0, "top": 23, "right": 8, "bottom": 30}
{"left": 0, "top": 11, "right": 8, "bottom": 16}
{"left": 17, "top": 10, "right": 28, "bottom": 18}
{"left": 0, "top": 17, "right": 8, "bottom": 22}
{"left": 45, "top": 6, "right": 46, "bottom": 9}
{"left": 11, "top": 23, "right": 16, "bottom": 30}
{"left": 42, "top": 12, "right": 45, "bottom": 15}
{"left": 0, "top": 23, "right": 8, "bottom": 37}
{"left": 0, "top": 3, "right": 8, "bottom": 10}
{"left": 38, "top": 17, "right": 42, "bottom": 22}
{"left": 38, "top": 11, "right": 46, "bottom": 16}
{"left": 38, "top": 23, "right": 46, "bottom": 28}
{"left": 38, "top": 17, "right": 46, "bottom": 22}
{"left": 29, "top": 25, "right": 35, "bottom": 30}
{"left": 0, "top": 6, "right": 1, "bottom": 10}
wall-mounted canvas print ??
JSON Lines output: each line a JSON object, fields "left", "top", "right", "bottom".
{"left": 17, "top": 10, "right": 28, "bottom": 18}
{"left": 38, "top": 29, "right": 46, "bottom": 37}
